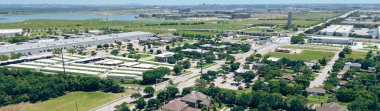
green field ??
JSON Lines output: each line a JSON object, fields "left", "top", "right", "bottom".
{"left": 281, "top": 45, "right": 342, "bottom": 52}
{"left": 307, "top": 94, "right": 330, "bottom": 104}
{"left": 266, "top": 50, "right": 335, "bottom": 61}
{"left": 345, "top": 51, "right": 367, "bottom": 59}
{"left": 24, "top": 92, "right": 121, "bottom": 111}
{"left": 0, "top": 18, "right": 321, "bottom": 37}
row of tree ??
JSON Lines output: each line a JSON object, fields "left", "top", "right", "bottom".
{"left": 0, "top": 68, "right": 124, "bottom": 106}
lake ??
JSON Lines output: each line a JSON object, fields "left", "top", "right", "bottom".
{"left": 0, "top": 13, "right": 139, "bottom": 23}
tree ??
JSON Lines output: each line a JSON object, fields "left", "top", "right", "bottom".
{"left": 147, "top": 99, "right": 162, "bottom": 110}
{"left": 319, "top": 57, "right": 327, "bottom": 66}
{"left": 182, "top": 60, "right": 191, "bottom": 69}
{"left": 103, "top": 44, "right": 109, "bottom": 48}
{"left": 135, "top": 98, "right": 146, "bottom": 110}
{"left": 91, "top": 51, "right": 97, "bottom": 56}
{"left": 287, "top": 95, "right": 308, "bottom": 111}
{"left": 10, "top": 52, "right": 22, "bottom": 59}
{"left": 115, "top": 102, "right": 130, "bottom": 111}
{"left": 131, "top": 93, "right": 142, "bottom": 99}
{"left": 133, "top": 54, "right": 141, "bottom": 60}
{"left": 234, "top": 75, "right": 243, "bottom": 84}
{"left": 230, "top": 62, "right": 240, "bottom": 71}
{"left": 204, "top": 54, "right": 216, "bottom": 63}
{"left": 166, "top": 46, "right": 170, "bottom": 51}
{"left": 97, "top": 45, "right": 103, "bottom": 49}
{"left": 156, "top": 50, "right": 162, "bottom": 54}
{"left": 343, "top": 47, "right": 352, "bottom": 54}
{"left": 127, "top": 43, "right": 133, "bottom": 50}
{"left": 144, "top": 86, "right": 155, "bottom": 97}
{"left": 142, "top": 67, "right": 171, "bottom": 84}
{"left": 255, "top": 54, "right": 262, "bottom": 58}
{"left": 52, "top": 48, "right": 61, "bottom": 55}
{"left": 230, "top": 106, "right": 244, "bottom": 111}
{"left": 111, "top": 50, "right": 119, "bottom": 56}
{"left": 291, "top": 36, "right": 305, "bottom": 44}
{"left": 67, "top": 48, "right": 77, "bottom": 54}
{"left": 339, "top": 51, "right": 345, "bottom": 58}
{"left": 312, "top": 64, "right": 321, "bottom": 71}
{"left": 173, "top": 65, "right": 184, "bottom": 75}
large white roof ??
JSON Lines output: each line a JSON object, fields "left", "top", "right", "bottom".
{"left": 0, "top": 31, "right": 153, "bottom": 53}
{"left": 0, "top": 29, "right": 23, "bottom": 34}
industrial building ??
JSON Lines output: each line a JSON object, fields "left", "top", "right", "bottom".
{"left": 307, "top": 36, "right": 354, "bottom": 45}
{"left": 0, "top": 31, "right": 154, "bottom": 55}
{"left": 287, "top": 11, "right": 293, "bottom": 28}
{"left": 319, "top": 25, "right": 353, "bottom": 37}
{"left": 0, "top": 29, "right": 24, "bottom": 38}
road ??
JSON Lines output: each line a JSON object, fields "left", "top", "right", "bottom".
{"left": 308, "top": 51, "right": 340, "bottom": 88}
{"left": 93, "top": 40, "right": 281, "bottom": 111}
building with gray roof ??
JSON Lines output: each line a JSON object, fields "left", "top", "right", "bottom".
{"left": 0, "top": 31, "right": 154, "bottom": 55}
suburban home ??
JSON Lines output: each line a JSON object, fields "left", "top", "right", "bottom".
{"left": 221, "top": 31, "right": 236, "bottom": 37}
{"left": 315, "top": 102, "right": 348, "bottom": 111}
{"left": 367, "top": 67, "right": 376, "bottom": 73}
{"left": 155, "top": 52, "right": 175, "bottom": 62}
{"left": 306, "top": 88, "right": 326, "bottom": 96}
{"left": 339, "top": 80, "right": 348, "bottom": 86}
{"left": 162, "top": 100, "right": 200, "bottom": 111}
{"left": 278, "top": 75, "right": 295, "bottom": 82}
{"left": 158, "top": 33, "right": 182, "bottom": 42}
{"left": 275, "top": 48, "right": 292, "bottom": 53}
{"left": 346, "top": 62, "right": 361, "bottom": 71}
{"left": 180, "top": 91, "right": 212, "bottom": 109}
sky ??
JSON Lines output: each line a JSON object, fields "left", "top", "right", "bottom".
{"left": 1, "top": 0, "right": 380, "bottom": 5}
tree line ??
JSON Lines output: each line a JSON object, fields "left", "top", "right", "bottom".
{"left": 0, "top": 68, "right": 124, "bottom": 106}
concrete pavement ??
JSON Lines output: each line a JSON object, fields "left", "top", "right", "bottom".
{"left": 308, "top": 51, "right": 340, "bottom": 88}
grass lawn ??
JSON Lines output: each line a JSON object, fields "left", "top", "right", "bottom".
{"left": 281, "top": 45, "right": 341, "bottom": 52}
{"left": 307, "top": 94, "right": 330, "bottom": 104}
{"left": 195, "top": 63, "right": 216, "bottom": 69}
{"left": 24, "top": 91, "right": 121, "bottom": 111}
{"left": 345, "top": 51, "right": 367, "bottom": 59}
{"left": 266, "top": 50, "right": 335, "bottom": 61}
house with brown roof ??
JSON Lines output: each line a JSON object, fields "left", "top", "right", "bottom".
{"left": 278, "top": 75, "right": 295, "bottom": 82}
{"left": 180, "top": 91, "right": 212, "bottom": 109}
{"left": 306, "top": 88, "right": 326, "bottom": 96}
{"left": 158, "top": 33, "right": 182, "bottom": 42}
{"left": 162, "top": 100, "right": 201, "bottom": 111}
{"left": 316, "top": 102, "right": 348, "bottom": 111}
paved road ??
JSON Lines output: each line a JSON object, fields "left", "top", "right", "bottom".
{"left": 93, "top": 40, "right": 282, "bottom": 111}
{"left": 308, "top": 51, "right": 340, "bottom": 88}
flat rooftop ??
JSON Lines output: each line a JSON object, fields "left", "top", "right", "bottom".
{"left": 0, "top": 31, "right": 153, "bottom": 53}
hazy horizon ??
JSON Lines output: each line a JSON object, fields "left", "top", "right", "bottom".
{"left": 1, "top": 0, "right": 380, "bottom": 5}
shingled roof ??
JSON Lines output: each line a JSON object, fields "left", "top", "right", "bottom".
{"left": 316, "top": 103, "right": 348, "bottom": 111}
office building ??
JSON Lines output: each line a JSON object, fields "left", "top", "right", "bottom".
{"left": 0, "top": 29, "right": 24, "bottom": 38}
{"left": 307, "top": 36, "right": 354, "bottom": 45}
{"left": 0, "top": 31, "right": 154, "bottom": 55}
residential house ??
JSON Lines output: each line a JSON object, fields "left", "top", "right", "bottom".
{"left": 162, "top": 100, "right": 200, "bottom": 111}
{"left": 155, "top": 52, "right": 175, "bottom": 62}
{"left": 306, "top": 88, "right": 326, "bottom": 96}
{"left": 180, "top": 91, "right": 212, "bottom": 109}
{"left": 367, "top": 67, "right": 376, "bottom": 73}
{"left": 278, "top": 75, "right": 295, "bottom": 82}
{"left": 350, "top": 63, "right": 362, "bottom": 71}
{"left": 315, "top": 102, "right": 348, "bottom": 111}
{"left": 158, "top": 33, "right": 182, "bottom": 42}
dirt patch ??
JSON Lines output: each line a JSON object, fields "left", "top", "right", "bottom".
{"left": 0, "top": 103, "right": 33, "bottom": 111}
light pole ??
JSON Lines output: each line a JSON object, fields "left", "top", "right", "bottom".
{"left": 200, "top": 49, "right": 204, "bottom": 79}
{"left": 61, "top": 48, "right": 66, "bottom": 74}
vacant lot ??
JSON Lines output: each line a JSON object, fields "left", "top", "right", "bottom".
{"left": 266, "top": 50, "right": 335, "bottom": 61}
{"left": 345, "top": 51, "right": 368, "bottom": 59}
{"left": 24, "top": 91, "right": 121, "bottom": 111}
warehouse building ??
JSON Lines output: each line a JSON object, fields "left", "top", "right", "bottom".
{"left": 307, "top": 36, "right": 354, "bottom": 45}
{"left": 0, "top": 29, "right": 24, "bottom": 38}
{"left": 0, "top": 31, "right": 154, "bottom": 55}
{"left": 319, "top": 25, "right": 353, "bottom": 37}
